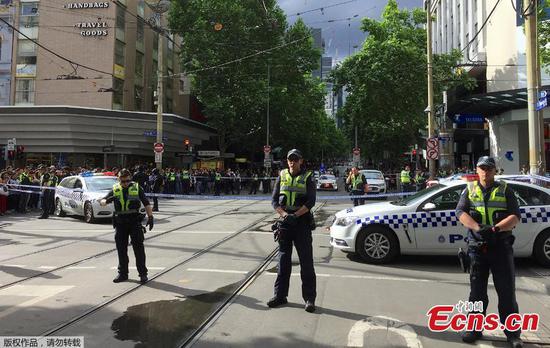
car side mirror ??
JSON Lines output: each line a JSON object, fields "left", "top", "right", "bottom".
{"left": 422, "top": 202, "right": 436, "bottom": 211}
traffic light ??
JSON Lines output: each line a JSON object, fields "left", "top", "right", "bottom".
{"left": 184, "top": 139, "right": 191, "bottom": 152}
{"left": 412, "top": 149, "right": 417, "bottom": 156}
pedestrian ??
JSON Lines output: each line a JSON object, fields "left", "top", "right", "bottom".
{"left": 16, "top": 168, "right": 31, "bottom": 213}
{"left": 132, "top": 166, "right": 148, "bottom": 190}
{"left": 400, "top": 165, "right": 413, "bottom": 192}
{"left": 249, "top": 172, "right": 259, "bottom": 194}
{"left": 268, "top": 149, "right": 317, "bottom": 313}
{"left": 38, "top": 166, "right": 58, "bottom": 219}
{"left": 181, "top": 168, "right": 191, "bottom": 195}
{"left": 148, "top": 168, "right": 163, "bottom": 212}
{"left": 0, "top": 172, "right": 9, "bottom": 216}
{"left": 346, "top": 167, "right": 367, "bottom": 206}
{"left": 456, "top": 156, "right": 523, "bottom": 348}
{"left": 100, "top": 169, "right": 154, "bottom": 284}
{"left": 214, "top": 170, "right": 222, "bottom": 196}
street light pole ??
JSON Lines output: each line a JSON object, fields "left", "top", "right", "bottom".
{"left": 426, "top": 0, "right": 436, "bottom": 178}
{"left": 525, "top": 0, "right": 544, "bottom": 175}
{"left": 266, "top": 63, "right": 270, "bottom": 147}
{"left": 155, "top": 17, "right": 164, "bottom": 170}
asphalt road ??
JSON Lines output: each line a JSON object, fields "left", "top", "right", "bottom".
{"left": 0, "top": 195, "right": 549, "bottom": 348}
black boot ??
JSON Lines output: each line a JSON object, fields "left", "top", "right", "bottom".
{"left": 113, "top": 274, "right": 128, "bottom": 283}
{"left": 267, "top": 296, "right": 287, "bottom": 308}
{"left": 305, "top": 300, "right": 315, "bottom": 313}
{"left": 462, "top": 331, "right": 482, "bottom": 344}
{"left": 508, "top": 337, "right": 523, "bottom": 348}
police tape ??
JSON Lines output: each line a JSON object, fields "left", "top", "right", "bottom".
{"left": 4, "top": 183, "right": 416, "bottom": 201}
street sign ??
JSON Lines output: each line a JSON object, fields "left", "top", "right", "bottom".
{"left": 454, "top": 114, "right": 485, "bottom": 124}
{"left": 7, "top": 138, "right": 16, "bottom": 151}
{"left": 154, "top": 142, "right": 164, "bottom": 153}
{"left": 198, "top": 150, "right": 220, "bottom": 157}
{"left": 426, "top": 137, "right": 439, "bottom": 160}
{"left": 144, "top": 130, "right": 167, "bottom": 141}
{"left": 102, "top": 145, "right": 115, "bottom": 153}
{"left": 175, "top": 152, "right": 193, "bottom": 157}
{"left": 155, "top": 152, "right": 162, "bottom": 163}
{"left": 263, "top": 145, "right": 271, "bottom": 154}
{"left": 264, "top": 158, "right": 272, "bottom": 168}
{"left": 536, "top": 90, "right": 548, "bottom": 111}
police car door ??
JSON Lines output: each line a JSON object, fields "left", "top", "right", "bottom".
{"left": 507, "top": 183, "right": 550, "bottom": 250}
{"left": 414, "top": 184, "right": 466, "bottom": 252}
{"left": 71, "top": 178, "right": 85, "bottom": 214}
{"left": 59, "top": 177, "right": 77, "bottom": 214}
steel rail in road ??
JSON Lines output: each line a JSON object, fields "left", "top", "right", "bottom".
{"left": 0, "top": 200, "right": 260, "bottom": 291}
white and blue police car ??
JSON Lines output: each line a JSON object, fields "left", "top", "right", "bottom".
{"left": 54, "top": 172, "right": 145, "bottom": 223}
{"left": 330, "top": 178, "right": 550, "bottom": 267}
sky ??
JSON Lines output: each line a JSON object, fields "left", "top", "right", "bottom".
{"left": 276, "top": 0, "right": 423, "bottom": 64}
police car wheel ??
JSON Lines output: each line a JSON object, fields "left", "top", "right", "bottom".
{"left": 356, "top": 227, "right": 399, "bottom": 264}
{"left": 84, "top": 202, "right": 96, "bottom": 224}
{"left": 55, "top": 199, "right": 66, "bottom": 217}
{"left": 533, "top": 229, "right": 550, "bottom": 267}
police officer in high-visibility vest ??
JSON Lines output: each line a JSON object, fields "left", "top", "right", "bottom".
{"left": 346, "top": 167, "right": 367, "bottom": 206}
{"left": 456, "top": 156, "right": 523, "bottom": 348}
{"left": 38, "top": 166, "right": 58, "bottom": 219}
{"left": 182, "top": 169, "right": 191, "bottom": 195}
{"left": 400, "top": 165, "right": 412, "bottom": 192}
{"left": 214, "top": 171, "right": 222, "bottom": 196}
{"left": 101, "top": 169, "right": 154, "bottom": 284}
{"left": 268, "top": 149, "right": 317, "bottom": 312}
{"left": 415, "top": 169, "right": 426, "bottom": 191}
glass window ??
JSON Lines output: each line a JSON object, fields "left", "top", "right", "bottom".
{"left": 112, "top": 78, "right": 124, "bottom": 110}
{"left": 137, "top": 1, "right": 145, "bottom": 18}
{"left": 116, "top": 5, "right": 125, "bottom": 41}
{"left": 179, "top": 78, "right": 185, "bottom": 95}
{"left": 20, "top": 2, "right": 39, "bottom": 16}
{"left": 17, "top": 56, "right": 37, "bottom": 65}
{"left": 135, "top": 51, "right": 144, "bottom": 84}
{"left": 115, "top": 40, "right": 125, "bottom": 66}
{"left": 20, "top": 16, "right": 39, "bottom": 28}
{"left": 427, "top": 186, "right": 465, "bottom": 211}
{"left": 84, "top": 177, "right": 117, "bottom": 191}
{"left": 60, "top": 177, "right": 76, "bottom": 188}
{"left": 136, "top": 20, "right": 144, "bottom": 52}
{"left": 509, "top": 184, "right": 550, "bottom": 207}
{"left": 15, "top": 78, "right": 35, "bottom": 105}
{"left": 18, "top": 39, "right": 37, "bottom": 56}
{"left": 134, "top": 85, "right": 143, "bottom": 110}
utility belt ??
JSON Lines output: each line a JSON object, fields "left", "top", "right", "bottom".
{"left": 459, "top": 232, "right": 515, "bottom": 273}
{"left": 282, "top": 209, "right": 316, "bottom": 230}
{"left": 113, "top": 210, "right": 142, "bottom": 225}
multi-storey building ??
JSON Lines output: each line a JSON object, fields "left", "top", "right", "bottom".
{"left": 0, "top": 0, "right": 216, "bottom": 168}
{"left": 430, "top": 0, "right": 550, "bottom": 172}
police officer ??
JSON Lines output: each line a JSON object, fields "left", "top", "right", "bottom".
{"left": 415, "top": 169, "right": 426, "bottom": 191}
{"left": 214, "top": 171, "right": 222, "bottom": 196}
{"left": 268, "top": 149, "right": 317, "bottom": 312}
{"left": 148, "top": 168, "right": 163, "bottom": 212}
{"left": 181, "top": 169, "right": 191, "bottom": 195}
{"left": 38, "top": 166, "right": 58, "bottom": 219}
{"left": 400, "top": 164, "right": 412, "bottom": 192}
{"left": 346, "top": 167, "right": 367, "bottom": 206}
{"left": 100, "top": 169, "right": 154, "bottom": 284}
{"left": 456, "top": 156, "right": 523, "bottom": 348}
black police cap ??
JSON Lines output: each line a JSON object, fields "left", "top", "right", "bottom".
{"left": 476, "top": 156, "right": 496, "bottom": 168}
{"left": 287, "top": 149, "right": 303, "bottom": 159}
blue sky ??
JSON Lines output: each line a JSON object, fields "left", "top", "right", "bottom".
{"left": 277, "top": 0, "right": 424, "bottom": 63}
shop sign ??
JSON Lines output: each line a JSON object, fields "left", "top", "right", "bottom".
{"left": 64, "top": 2, "right": 109, "bottom": 9}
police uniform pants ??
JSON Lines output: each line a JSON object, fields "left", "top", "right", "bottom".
{"left": 468, "top": 237, "right": 519, "bottom": 338}
{"left": 115, "top": 223, "right": 147, "bottom": 277}
{"left": 41, "top": 190, "right": 53, "bottom": 217}
{"left": 351, "top": 190, "right": 365, "bottom": 206}
{"left": 274, "top": 225, "right": 316, "bottom": 302}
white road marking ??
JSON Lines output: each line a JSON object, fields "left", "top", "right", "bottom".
{"left": 39, "top": 266, "right": 57, "bottom": 269}
{"left": 186, "top": 268, "right": 248, "bottom": 274}
{"left": 348, "top": 316, "right": 423, "bottom": 347}
{"left": 263, "top": 272, "right": 469, "bottom": 285}
{"left": 109, "top": 266, "right": 165, "bottom": 270}
{"left": 3, "top": 265, "right": 26, "bottom": 268}
{"left": 0, "top": 285, "right": 74, "bottom": 320}
{"left": 170, "top": 231, "right": 234, "bottom": 234}
{"left": 67, "top": 266, "right": 96, "bottom": 270}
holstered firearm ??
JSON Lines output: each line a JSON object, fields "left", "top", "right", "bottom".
{"left": 458, "top": 247, "right": 470, "bottom": 273}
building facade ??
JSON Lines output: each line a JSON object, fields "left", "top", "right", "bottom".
{"left": 430, "top": 0, "right": 550, "bottom": 173}
{"left": 4, "top": 0, "right": 190, "bottom": 114}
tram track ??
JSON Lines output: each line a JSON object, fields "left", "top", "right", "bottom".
{"left": 0, "top": 199, "right": 260, "bottom": 291}
{"left": 40, "top": 201, "right": 327, "bottom": 340}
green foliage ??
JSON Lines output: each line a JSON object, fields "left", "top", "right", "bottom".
{"left": 539, "top": 0, "right": 550, "bottom": 74}
{"left": 331, "top": 0, "right": 475, "bottom": 164}
{"left": 169, "top": 0, "right": 348, "bottom": 160}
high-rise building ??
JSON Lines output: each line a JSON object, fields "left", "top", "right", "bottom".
{"left": 430, "top": 0, "right": 550, "bottom": 172}
{"left": 0, "top": 1, "right": 14, "bottom": 106}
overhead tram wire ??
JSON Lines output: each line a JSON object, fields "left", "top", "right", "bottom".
{"left": 460, "top": 0, "right": 502, "bottom": 55}
{"left": 287, "top": 0, "right": 358, "bottom": 17}
{"left": 0, "top": 17, "right": 114, "bottom": 77}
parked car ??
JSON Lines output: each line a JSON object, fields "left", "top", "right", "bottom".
{"left": 55, "top": 173, "right": 145, "bottom": 223}
{"left": 359, "top": 170, "right": 387, "bottom": 195}
{"left": 316, "top": 174, "right": 338, "bottom": 191}
{"left": 330, "top": 179, "right": 550, "bottom": 266}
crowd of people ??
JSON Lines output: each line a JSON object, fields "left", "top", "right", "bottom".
{"left": 0, "top": 164, "right": 282, "bottom": 216}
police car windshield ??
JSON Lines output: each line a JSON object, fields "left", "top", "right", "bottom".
{"left": 84, "top": 177, "right": 118, "bottom": 191}
{"left": 390, "top": 184, "right": 444, "bottom": 206}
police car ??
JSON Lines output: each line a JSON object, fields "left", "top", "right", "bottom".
{"left": 54, "top": 172, "right": 145, "bottom": 223}
{"left": 317, "top": 174, "right": 338, "bottom": 191}
{"left": 330, "top": 179, "right": 550, "bottom": 267}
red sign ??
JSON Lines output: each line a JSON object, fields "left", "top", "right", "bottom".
{"left": 353, "top": 147, "right": 360, "bottom": 156}
{"left": 264, "top": 145, "right": 271, "bottom": 154}
{"left": 154, "top": 142, "right": 164, "bottom": 153}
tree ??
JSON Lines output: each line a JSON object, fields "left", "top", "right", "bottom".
{"left": 169, "top": 1, "right": 349, "bottom": 160}
{"left": 538, "top": 0, "right": 550, "bottom": 73}
{"left": 331, "top": 0, "right": 475, "bottom": 165}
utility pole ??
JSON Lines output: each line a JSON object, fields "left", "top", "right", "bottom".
{"left": 266, "top": 63, "right": 270, "bottom": 147}
{"left": 525, "top": 0, "right": 544, "bottom": 175}
{"left": 426, "top": 0, "right": 436, "bottom": 178}
{"left": 155, "top": 24, "right": 164, "bottom": 170}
